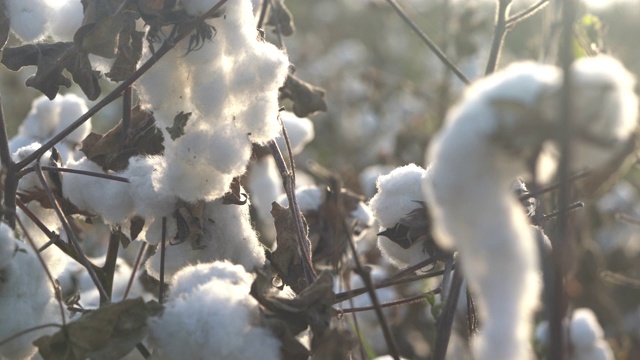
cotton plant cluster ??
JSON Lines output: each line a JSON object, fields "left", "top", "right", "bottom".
{"left": 135, "top": 0, "right": 290, "bottom": 203}
{"left": 368, "top": 164, "right": 432, "bottom": 269}
{"left": 423, "top": 55, "right": 637, "bottom": 360}
{"left": 147, "top": 261, "right": 282, "bottom": 360}
{"left": 536, "top": 308, "right": 613, "bottom": 360}
{"left": 0, "top": 222, "right": 62, "bottom": 360}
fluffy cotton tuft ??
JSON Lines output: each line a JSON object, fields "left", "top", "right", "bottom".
{"left": 275, "top": 111, "right": 315, "bottom": 156}
{"left": 47, "top": 0, "right": 84, "bottom": 41}
{"left": 248, "top": 156, "right": 282, "bottom": 222}
{"left": 148, "top": 261, "right": 281, "bottom": 360}
{"left": 145, "top": 195, "right": 266, "bottom": 279}
{"left": 135, "top": 0, "right": 289, "bottom": 202}
{"left": 62, "top": 157, "right": 134, "bottom": 224}
{"left": 0, "top": 222, "right": 62, "bottom": 359}
{"left": 6, "top": 0, "right": 53, "bottom": 41}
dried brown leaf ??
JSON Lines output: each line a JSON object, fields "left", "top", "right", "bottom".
{"left": 173, "top": 200, "right": 206, "bottom": 250}
{"left": 80, "top": 105, "right": 164, "bottom": 172}
{"left": 266, "top": 0, "right": 295, "bottom": 36}
{"left": 269, "top": 202, "right": 310, "bottom": 293}
{"left": 1, "top": 42, "right": 101, "bottom": 100}
{"left": 0, "top": 0, "right": 9, "bottom": 51}
{"left": 279, "top": 74, "right": 327, "bottom": 117}
{"left": 34, "top": 298, "right": 162, "bottom": 360}
{"left": 222, "top": 177, "right": 248, "bottom": 205}
{"left": 165, "top": 111, "right": 191, "bottom": 141}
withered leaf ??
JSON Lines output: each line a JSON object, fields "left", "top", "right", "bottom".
{"left": 1, "top": 42, "right": 101, "bottom": 100}
{"left": 129, "top": 216, "right": 145, "bottom": 241}
{"left": 105, "top": 28, "right": 144, "bottom": 81}
{"left": 251, "top": 270, "right": 334, "bottom": 337}
{"left": 75, "top": 0, "right": 134, "bottom": 58}
{"left": 222, "top": 177, "right": 247, "bottom": 205}
{"left": 310, "top": 327, "right": 356, "bottom": 360}
{"left": 0, "top": 0, "right": 9, "bottom": 51}
{"left": 80, "top": 105, "right": 164, "bottom": 172}
{"left": 279, "top": 74, "right": 327, "bottom": 117}
{"left": 173, "top": 200, "right": 206, "bottom": 250}
{"left": 266, "top": 0, "right": 295, "bottom": 36}
{"left": 268, "top": 202, "right": 310, "bottom": 293}
{"left": 34, "top": 298, "right": 163, "bottom": 360}
{"left": 165, "top": 111, "right": 191, "bottom": 141}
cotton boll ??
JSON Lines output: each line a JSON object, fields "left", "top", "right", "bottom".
{"left": 0, "top": 223, "right": 62, "bottom": 360}
{"left": 275, "top": 111, "right": 315, "bottom": 156}
{"left": 359, "top": 165, "right": 394, "bottom": 199}
{"left": 124, "top": 156, "right": 178, "bottom": 219}
{"left": 423, "top": 64, "right": 553, "bottom": 359}
{"left": 156, "top": 154, "right": 234, "bottom": 202}
{"left": 571, "top": 339, "right": 614, "bottom": 360}
{"left": 277, "top": 185, "right": 324, "bottom": 212}
{"left": 169, "top": 261, "right": 254, "bottom": 299}
{"left": 570, "top": 308, "right": 604, "bottom": 350}
{"left": 77, "top": 257, "right": 150, "bottom": 308}
{"left": 248, "top": 157, "right": 282, "bottom": 222}
{"left": 19, "top": 96, "right": 61, "bottom": 139}
{"left": 368, "top": 164, "right": 427, "bottom": 229}
{"left": 47, "top": 0, "right": 84, "bottom": 41}
{"left": 12, "top": 143, "right": 52, "bottom": 194}
{"left": 148, "top": 263, "right": 281, "bottom": 360}
{"left": 146, "top": 196, "right": 266, "bottom": 280}
{"left": 7, "top": 134, "right": 36, "bottom": 154}
{"left": 239, "top": 93, "right": 283, "bottom": 144}
{"left": 6, "top": 0, "right": 53, "bottom": 42}
{"left": 189, "top": 66, "right": 230, "bottom": 118}
{"left": 63, "top": 157, "right": 134, "bottom": 224}
{"left": 144, "top": 216, "right": 178, "bottom": 247}
{"left": 55, "top": 93, "right": 91, "bottom": 145}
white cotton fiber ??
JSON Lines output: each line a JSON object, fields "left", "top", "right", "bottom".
{"left": 247, "top": 156, "right": 282, "bottom": 222}
{"left": 55, "top": 93, "right": 91, "bottom": 145}
{"left": 63, "top": 157, "right": 134, "bottom": 224}
{"left": 0, "top": 222, "right": 62, "bottom": 360}
{"left": 147, "top": 261, "right": 281, "bottom": 360}
{"left": 277, "top": 185, "right": 324, "bottom": 212}
{"left": 570, "top": 308, "right": 605, "bottom": 350}
{"left": 124, "top": 156, "right": 178, "bottom": 219}
{"left": 12, "top": 143, "right": 53, "bottom": 194}
{"left": 47, "top": 0, "right": 84, "bottom": 42}
{"left": 6, "top": 0, "right": 53, "bottom": 42}
{"left": 275, "top": 111, "right": 315, "bottom": 156}
{"left": 369, "top": 164, "right": 427, "bottom": 229}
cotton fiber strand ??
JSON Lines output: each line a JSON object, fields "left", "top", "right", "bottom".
{"left": 148, "top": 261, "right": 281, "bottom": 360}
{"left": 0, "top": 222, "right": 62, "bottom": 360}
{"left": 6, "top": 0, "right": 52, "bottom": 41}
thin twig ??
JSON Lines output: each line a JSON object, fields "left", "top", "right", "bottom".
{"left": 334, "top": 269, "right": 445, "bottom": 304}
{"left": 601, "top": 270, "right": 640, "bottom": 289}
{"left": 257, "top": 0, "right": 270, "bottom": 29}
{"left": 121, "top": 86, "right": 132, "bottom": 151}
{"left": 0, "top": 97, "right": 18, "bottom": 228}
{"left": 14, "top": 0, "right": 230, "bottom": 171}
{"left": 267, "top": 0, "right": 286, "bottom": 51}
{"left": 518, "top": 169, "right": 589, "bottom": 200}
{"left": 15, "top": 213, "right": 67, "bottom": 327}
{"left": 102, "top": 231, "right": 121, "bottom": 304}
{"left": 385, "top": 0, "right": 470, "bottom": 85}
{"left": 159, "top": 216, "right": 167, "bottom": 304}
{"left": 0, "top": 97, "right": 12, "bottom": 167}
{"left": 550, "top": 1, "right": 577, "bottom": 358}
{"left": 268, "top": 140, "right": 316, "bottom": 284}
{"left": 0, "top": 324, "right": 63, "bottom": 349}
{"left": 27, "top": 166, "right": 129, "bottom": 183}
{"left": 433, "top": 269, "right": 464, "bottom": 360}
{"left": 33, "top": 159, "right": 109, "bottom": 302}
{"left": 485, "top": 0, "right": 512, "bottom": 75}
{"left": 506, "top": 0, "right": 549, "bottom": 26}
{"left": 122, "top": 242, "right": 148, "bottom": 301}
{"left": 541, "top": 201, "right": 583, "bottom": 221}
{"left": 338, "top": 289, "right": 441, "bottom": 314}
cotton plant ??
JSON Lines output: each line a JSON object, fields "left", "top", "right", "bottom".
{"left": 0, "top": 222, "right": 63, "bottom": 359}
{"left": 423, "top": 55, "right": 638, "bottom": 359}
{"left": 536, "top": 308, "right": 614, "bottom": 360}
{"left": 147, "top": 261, "right": 282, "bottom": 360}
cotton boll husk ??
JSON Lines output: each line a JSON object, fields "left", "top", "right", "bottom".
{"left": 148, "top": 262, "right": 281, "bottom": 360}
{"left": 169, "top": 261, "right": 254, "bottom": 299}
{"left": 275, "top": 111, "right": 315, "bottom": 155}
{"left": 6, "top": 0, "right": 53, "bottom": 42}
{"left": 47, "top": 0, "right": 84, "bottom": 41}
{"left": 0, "top": 223, "right": 62, "bottom": 359}
{"left": 124, "top": 156, "right": 178, "bottom": 219}
{"left": 570, "top": 308, "right": 604, "bottom": 350}
{"left": 63, "top": 157, "right": 134, "bottom": 224}
{"left": 368, "top": 164, "right": 427, "bottom": 229}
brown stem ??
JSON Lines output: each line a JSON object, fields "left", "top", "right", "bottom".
{"left": 485, "top": 0, "right": 512, "bottom": 75}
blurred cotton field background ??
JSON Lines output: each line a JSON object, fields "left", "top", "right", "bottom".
{"left": 1, "top": 0, "right": 640, "bottom": 360}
